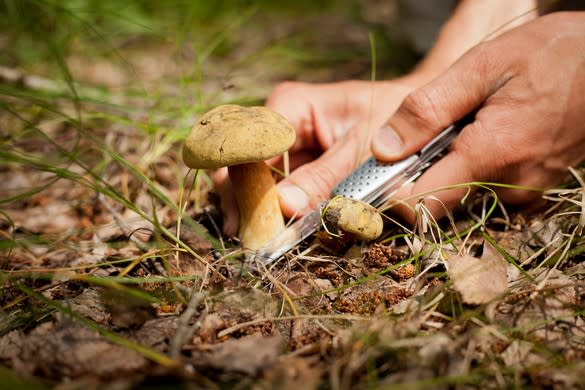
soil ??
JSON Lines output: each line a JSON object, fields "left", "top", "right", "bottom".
{"left": 1, "top": 3, "right": 584, "bottom": 389}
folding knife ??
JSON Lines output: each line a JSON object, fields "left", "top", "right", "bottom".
{"left": 249, "top": 120, "right": 467, "bottom": 268}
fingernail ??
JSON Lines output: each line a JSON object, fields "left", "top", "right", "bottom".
{"left": 278, "top": 183, "right": 309, "bottom": 214}
{"left": 374, "top": 125, "right": 403, "bottom": 158}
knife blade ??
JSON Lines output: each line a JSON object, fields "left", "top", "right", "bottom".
{"left": 250, "top": 119, "right": 467, "bottom": 268}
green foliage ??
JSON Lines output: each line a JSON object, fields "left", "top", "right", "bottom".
{"left": 0, "top": 0, "right": 341, "bottom": 66}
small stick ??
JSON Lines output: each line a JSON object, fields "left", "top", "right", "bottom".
{"left": 217, "top": 313, "right": 369, "bottom": 338}
{"left": 169, "top": 290, "right": 206, "bottom": 359}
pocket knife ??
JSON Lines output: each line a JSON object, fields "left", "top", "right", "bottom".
{"left": 249, "top": 120, "right": 467, "bottom": 268}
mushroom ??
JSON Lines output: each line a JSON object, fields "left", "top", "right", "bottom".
{"left": 318, "top": 196, "right": 384, "bottom": 253}
{"left": 183, "top": 104, "right": 296, "bottom": 251}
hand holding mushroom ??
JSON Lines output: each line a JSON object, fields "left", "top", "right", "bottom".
{"left": 183, "top": 104, "right": 296, "bottom": 251}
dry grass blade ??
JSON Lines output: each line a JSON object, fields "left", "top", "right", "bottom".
{"left": 568, "top": 166, "right": 585, "bottom": 233}
{"left": 2, "top": 2, "right": 585, "bottom": 388}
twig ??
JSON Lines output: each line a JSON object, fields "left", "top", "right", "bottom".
{"left": 217, "top": 314, "right": 369, "bottom": 338}
{"left": 169, "top": 290, "right": 206, "bottom": 359}
{"left": 568, "top": 167, "right": 585, "bottom": 234}
{"left": 97, "top": 193, "right": 151, "bottom": 251}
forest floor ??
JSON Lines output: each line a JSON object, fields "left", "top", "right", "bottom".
{"left": 1, "top": 1, "right": 584, "bottom": 389}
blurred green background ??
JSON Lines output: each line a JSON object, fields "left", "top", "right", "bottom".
{"left": 0, "top": 0, "right": 419, "bottom": 84}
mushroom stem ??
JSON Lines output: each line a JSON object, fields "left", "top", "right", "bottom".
{"left": 228, "top": 161, "right": 285, "bottom": 250}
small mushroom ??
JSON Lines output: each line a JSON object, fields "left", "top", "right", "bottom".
{"left": 318, "top": 196, "right": 384, "bottom": 253}
{"left": 183, "top": 104, "right": 296, "bottom": 250}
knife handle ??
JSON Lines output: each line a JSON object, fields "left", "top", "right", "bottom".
{"left": 331, "top": 120, "right": 466, "bottom": 208}
{"left": 251, "top": 117, "right": 470, "bottom": 268}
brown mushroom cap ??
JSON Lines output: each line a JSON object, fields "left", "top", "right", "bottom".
{"left": 183, "top": 104, "right": 296, "bottom": 169}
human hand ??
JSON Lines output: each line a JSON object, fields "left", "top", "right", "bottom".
{"left": 214, "top": 78, "right": 422, "bottom": 235}
{"left": 371, "top": 12, "right": 585, "bottom": 224}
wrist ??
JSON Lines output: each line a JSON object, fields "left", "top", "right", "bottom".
{"left": 406, "top": 0, "right": 539, "bottom": 86}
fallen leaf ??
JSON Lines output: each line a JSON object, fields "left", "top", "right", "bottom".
{"left": 100, "top": 287, "right": 157, "bottom": 329}
{"left": 262, "top": 356, "right": 322, "bottom": 390}
{"left": 501, "top": 340, "right": 546, "bottom": 368}
{"left": 192, "top": 334, "right": 283, "bottom": 376}
{"left": 197, "top": 313, "right": 226, "bottom": 343}
{"left": 67, "top": 288, "right": 110, "bottom": 324}
{"left": 447, "top": 243, "right": 509, "bottom": 305}
{"left": 0, "top": 321, "right": 147, "bottom": 378}
{"left": 133, "top": 317, "right": 178, "bottom": 351}
{"left": 211, "top": 288, "right": 280, "bottom": 319}
{"left": 8, "top": 202, "right": 79, "bottom": 233}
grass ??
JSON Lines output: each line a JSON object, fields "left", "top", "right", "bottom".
{"left": 1, "top": 0, "right": 585, "bottom": 388}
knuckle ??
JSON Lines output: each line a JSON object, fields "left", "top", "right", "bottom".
{"left": 268, "top": 81, "right": 307, "bottom": 101}
{"left": 212, "top": 167, "right": 229, "bottom": 187}
{"left": 466, "top": 41, "right": 499, "bottom": 83}
{"left": 294, "top": 163, "right": 341, "bottom": 202}
{"left": 456, "top": 118, "right": 526, "bottom": 184}
{"left": 310, "top": 164, "right": 339, "bottom": 195}
{"left": 398, "top": 87, "right": 445, "bottom": 131}
{"left": 497, "top": 187, "right": 539, "bottom": 205}
{"left": 453, "top": 121, "right": 497, "bottom": 181}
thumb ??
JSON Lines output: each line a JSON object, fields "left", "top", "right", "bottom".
{"left": 372, "top": 43, "right": 505, "bottom": 161}
{"left": 277, "top": 133, "right": 366, "bottom": 218}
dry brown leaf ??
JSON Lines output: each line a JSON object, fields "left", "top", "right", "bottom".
{"left": 263, "top": 356, "right": 322, "bottom": 390}
{"left": 133, "top": 317, "right": 178, "bottom": 351}
{"left": 8, "top": 202, "right": 79, "bottom": 233}
{"left": 192, "top": 334, "right": 283, "bottom": 376}
{"left": 447, "top": 243, "right": 509, "bottom": 305}
{"left": 211, "top": 288, "right": 280, "bottom": 318}
{"left": 197, "top": 313, "right": 226, "bottom": 343}
{"left": 66, "top": 288, "right": 110, "bottom": 324}
{"left": 0, "top": 321, "right": 147, "bottom": 378}
{"left": 501, "top": 340, "right": 546, "bottom": 368}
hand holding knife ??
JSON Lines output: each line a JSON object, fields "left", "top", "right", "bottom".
{"left": 249, "top": 118, "right": 469, "bottom": 268}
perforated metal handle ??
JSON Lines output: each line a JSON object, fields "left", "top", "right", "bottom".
{"left": 331, "top": 123, "right": 461, "bottom": 207}
{"left": 331, "top": 155, "right": 418, "bottom": 205}
{"left": 252, "top": 120, "right": 466, "bottom": 267}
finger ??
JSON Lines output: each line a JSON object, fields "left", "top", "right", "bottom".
{"left": 277, "top": 133, "right": 367, "bottom": 217}
{"left": 212, "top": 168, "right": 239, "bottom": 236}
{"left": 265, "top": 82, "right": 323, "bottom": 153}
{"left": 495, "top": 167, "right": 557, "bottom": 207}
{"left": 269, "top": 150, "right": 321, "bottom": 179}
{"left": 388, "top": 150, "right": 475, "bottom": 225}
{"left": 265, "top": 82, "right": 308, "bottom": 132}
{"left": 372, "top": 42, "right": 507, "bottom": 161}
